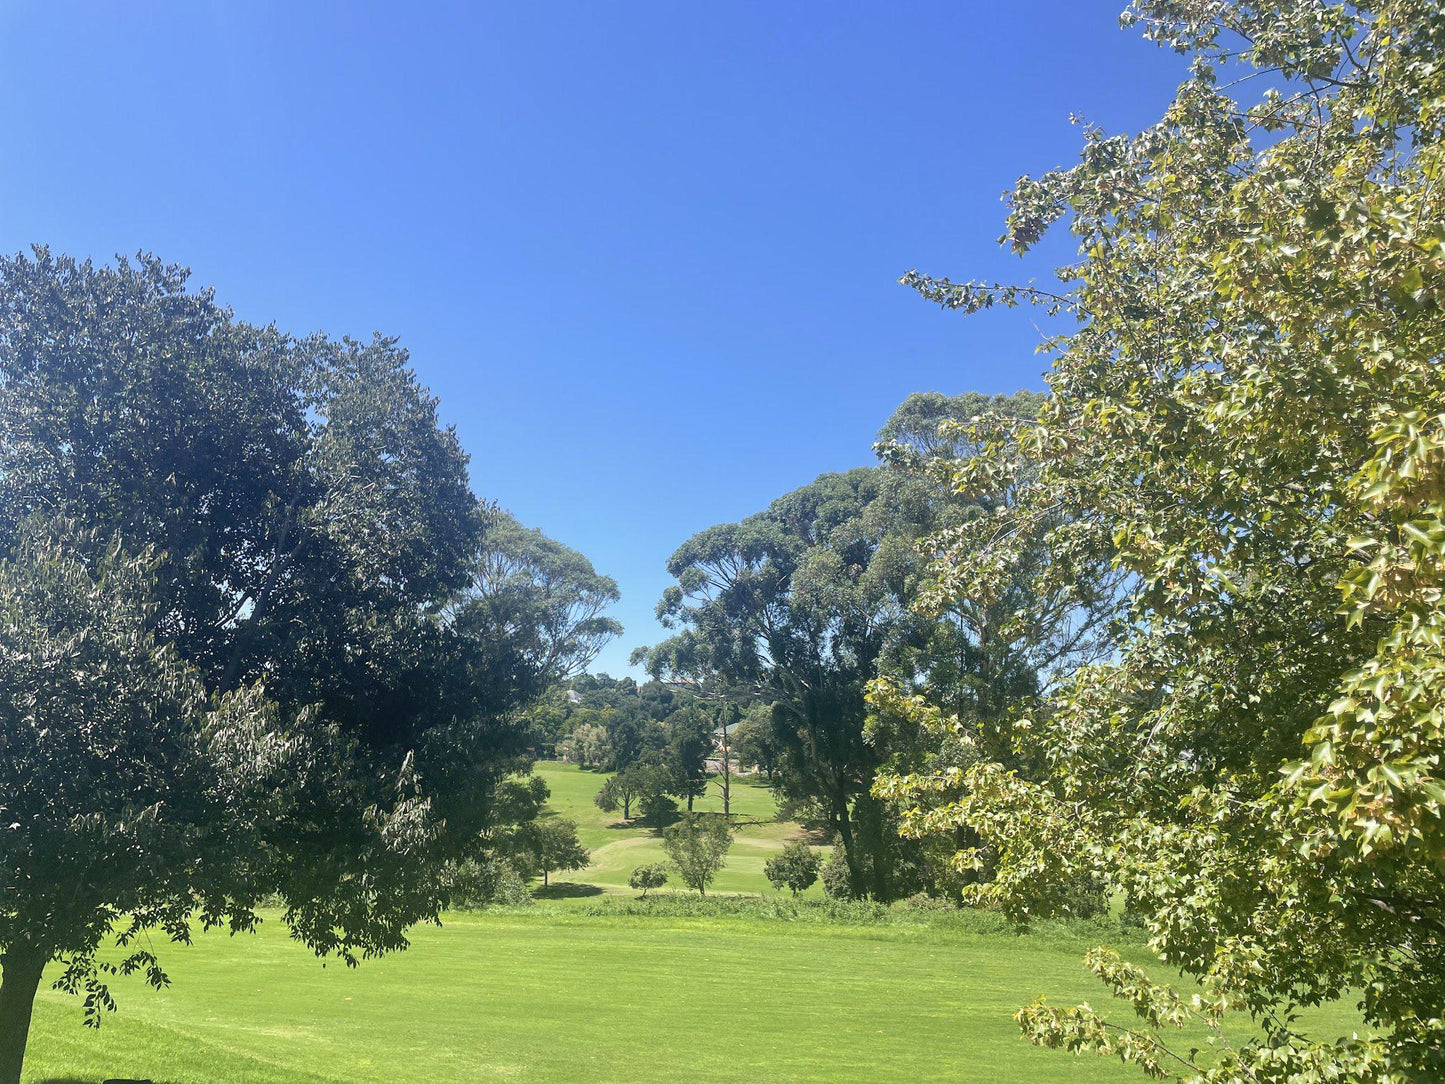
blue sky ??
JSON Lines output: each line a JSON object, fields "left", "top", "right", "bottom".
{"left": 0, "top": 2, "right": 1186, "bottom": 676}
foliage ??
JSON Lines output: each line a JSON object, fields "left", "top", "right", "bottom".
{"left": 877, "top": 1, "right": 1445, "bottom": 1079}
{"left": 514, "top": 818, "right": 590, "bottom": 888}
{"left": 637, "top": 468, "right": 931, "bottom": 899}
{"left": 638, "top": 390, "right": 1089, "bottom": 902}
{"left": 662, "top": 705, "right": 712, "bottom": 810}
{"left": 661, "top": 814, "right": 734, "bottom": 896}
{"left": 638, "top": 792, "right": 680, "bottom": 828}
{"left": 764, "top": 842, "right": 822, "bottom": 896}
{"left": 558, "top": 722, "right": 612, "bottom": 770}
{"left": 628, "top": 865, "right": 670, "bottom": 898}
{"left": 731, "top": 708, "right": 783, "bottom": 781}
{"left": 0, "top": 251, "right": 572, "bottom": 1081}
{"left": 441, "top": 856, "right": 532, "bottom": 909}
{"left": 539, "top": 675, "right": 703, "bottom": 774}
{"left": 594, "top": 763, "right": 671, "bottom": 821}
{"left": 0, "top": 524, "right": 274, "bottom": 1078}
{"left": 820, "top": 847, "right": 856, "bottom": 901}
{"left": 458, "top": 510, "right": 622, "bottom": 686}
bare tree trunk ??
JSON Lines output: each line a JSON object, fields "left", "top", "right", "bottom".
{"left": 0, "top": 945, "right": 46, "bottom": 1084}
{"left": 717, "top": 713, "right": 733, "bottom": 818}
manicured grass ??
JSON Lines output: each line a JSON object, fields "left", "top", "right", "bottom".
{"left": 533, "top": 761, "right": 830, "bottom": 898}
{"left": 25, "top": 908, "right": 1191, "bottom": 1084}
{"left": 20, "top": 774, "right": 1367, "bottom": 1083}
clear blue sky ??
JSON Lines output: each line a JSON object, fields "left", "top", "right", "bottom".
{"left": 0, "top": 2, "right": 1186, "bottom": 677}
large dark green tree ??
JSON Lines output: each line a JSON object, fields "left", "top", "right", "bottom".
{"left": 662, "top": 704, "right": 713, "bottom": 811}
{"left": 0, "top": 250, "right": 547, "bottom": 1082}
{"left": 0, "top": 525, "right": 282, "bottom": 1083}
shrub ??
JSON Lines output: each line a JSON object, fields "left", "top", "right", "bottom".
{"left": 628, "top": 864, "right": 669, "bottom": 897}
{"left": 899, "top": 892, "right": 955, "bottom": 912}
{"left": 443, "top": 856, "right": 532, "bottom": 909}
{"left": 764, "top": 841, "right": 821, "bottom": 896}
{"left": 638, "top": 792, "right": 679, "bottom": 828}
{"left": 820, "top": 847, "right": 855, "bottom": 900}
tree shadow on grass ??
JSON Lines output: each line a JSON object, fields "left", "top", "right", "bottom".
{"left": 532, "top": 880, "right": 604, "bottom": 899}
{"left": 796, "top": 824, "right": 836, "bottom": 845}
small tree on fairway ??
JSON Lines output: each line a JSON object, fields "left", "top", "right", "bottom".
{"left": 661, "top": 814, "right": 733, "bottom": 897}
{"left": 516, "top": 818, "right": 589, "bottom": 889}
{"left": 764, "top": 842, "right": 821, "bottom": 896}
{"left": 628, "top": 865, "right": 669, "bottom": 898}
{"left": 594, "top": 763, "right": 669, "bottom": 821}
{"left": 593, "top": 774, "right": 634, "bottom": 820}
{"left": 638, "top": 792, "right": 679, "bottom": 828}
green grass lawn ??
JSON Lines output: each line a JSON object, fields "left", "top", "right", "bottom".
{"left": 22, "top": 908, "right": 1209, "bottom": 1084}
{"left": 533, "top": 761, "right": 830, "bottom": 898}
{"left": 19, "top": 772, "right": 1367, "bottom": 1083}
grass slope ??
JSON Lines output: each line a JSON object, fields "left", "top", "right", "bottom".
{"left": 533, "top": 761, "right": 829, "bottom": 898}
{"left": 26, "top": 909, "right": 1176, "bottom": 1084}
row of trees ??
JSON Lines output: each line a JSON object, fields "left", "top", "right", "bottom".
{"left": 0, "top": 252, "right": 621, "bottom": 1083}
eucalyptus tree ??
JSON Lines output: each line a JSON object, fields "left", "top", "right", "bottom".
{"left": 0, "top": 250, "right": 541, "bottom": 1081}
{"left": 638, "top": 468, "right": 931, "bottom": 898}
{"left": 663, "top": 704, "right": 713, "bottom": 812}
{"left": 877, "top": 2, "right": 1445, "bottom": 1079}
{"left": 461, "top": 511, "right": 622, "bottom": 685}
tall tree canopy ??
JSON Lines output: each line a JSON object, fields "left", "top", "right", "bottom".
{"left": 0, "top": 250, "right": 578, "bottom": 1082}
{"left": 638, "top": 467, "right": 932, "bottom": 898}
{"left": 461, "top": 511, "right": 622, "bottom": 685}
{"left": 877, "top": 1, "right": 1445, "bottom": 1079}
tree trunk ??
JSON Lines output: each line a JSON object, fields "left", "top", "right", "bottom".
{"left": 833, "top": 796, "right": 865, "bottom": 898}
{"left": 720, "top": 725, "right": 732, "bottom": 817}
{"left": 543, "top": 869, "right": 549, "bottom": 888}
{"left": 0, "top": 945, "right": 46, "bottom": 1084}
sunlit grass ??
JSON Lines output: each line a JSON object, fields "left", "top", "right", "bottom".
{"left": 533, "top": 760, "right": 830, "bottom": 898}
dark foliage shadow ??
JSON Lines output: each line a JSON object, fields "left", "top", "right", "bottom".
{"left": 797, "top": 824, "right": 836, "bottom": 845}
{"left": 532, "top": 880, "right": 603, "bottom": 899}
